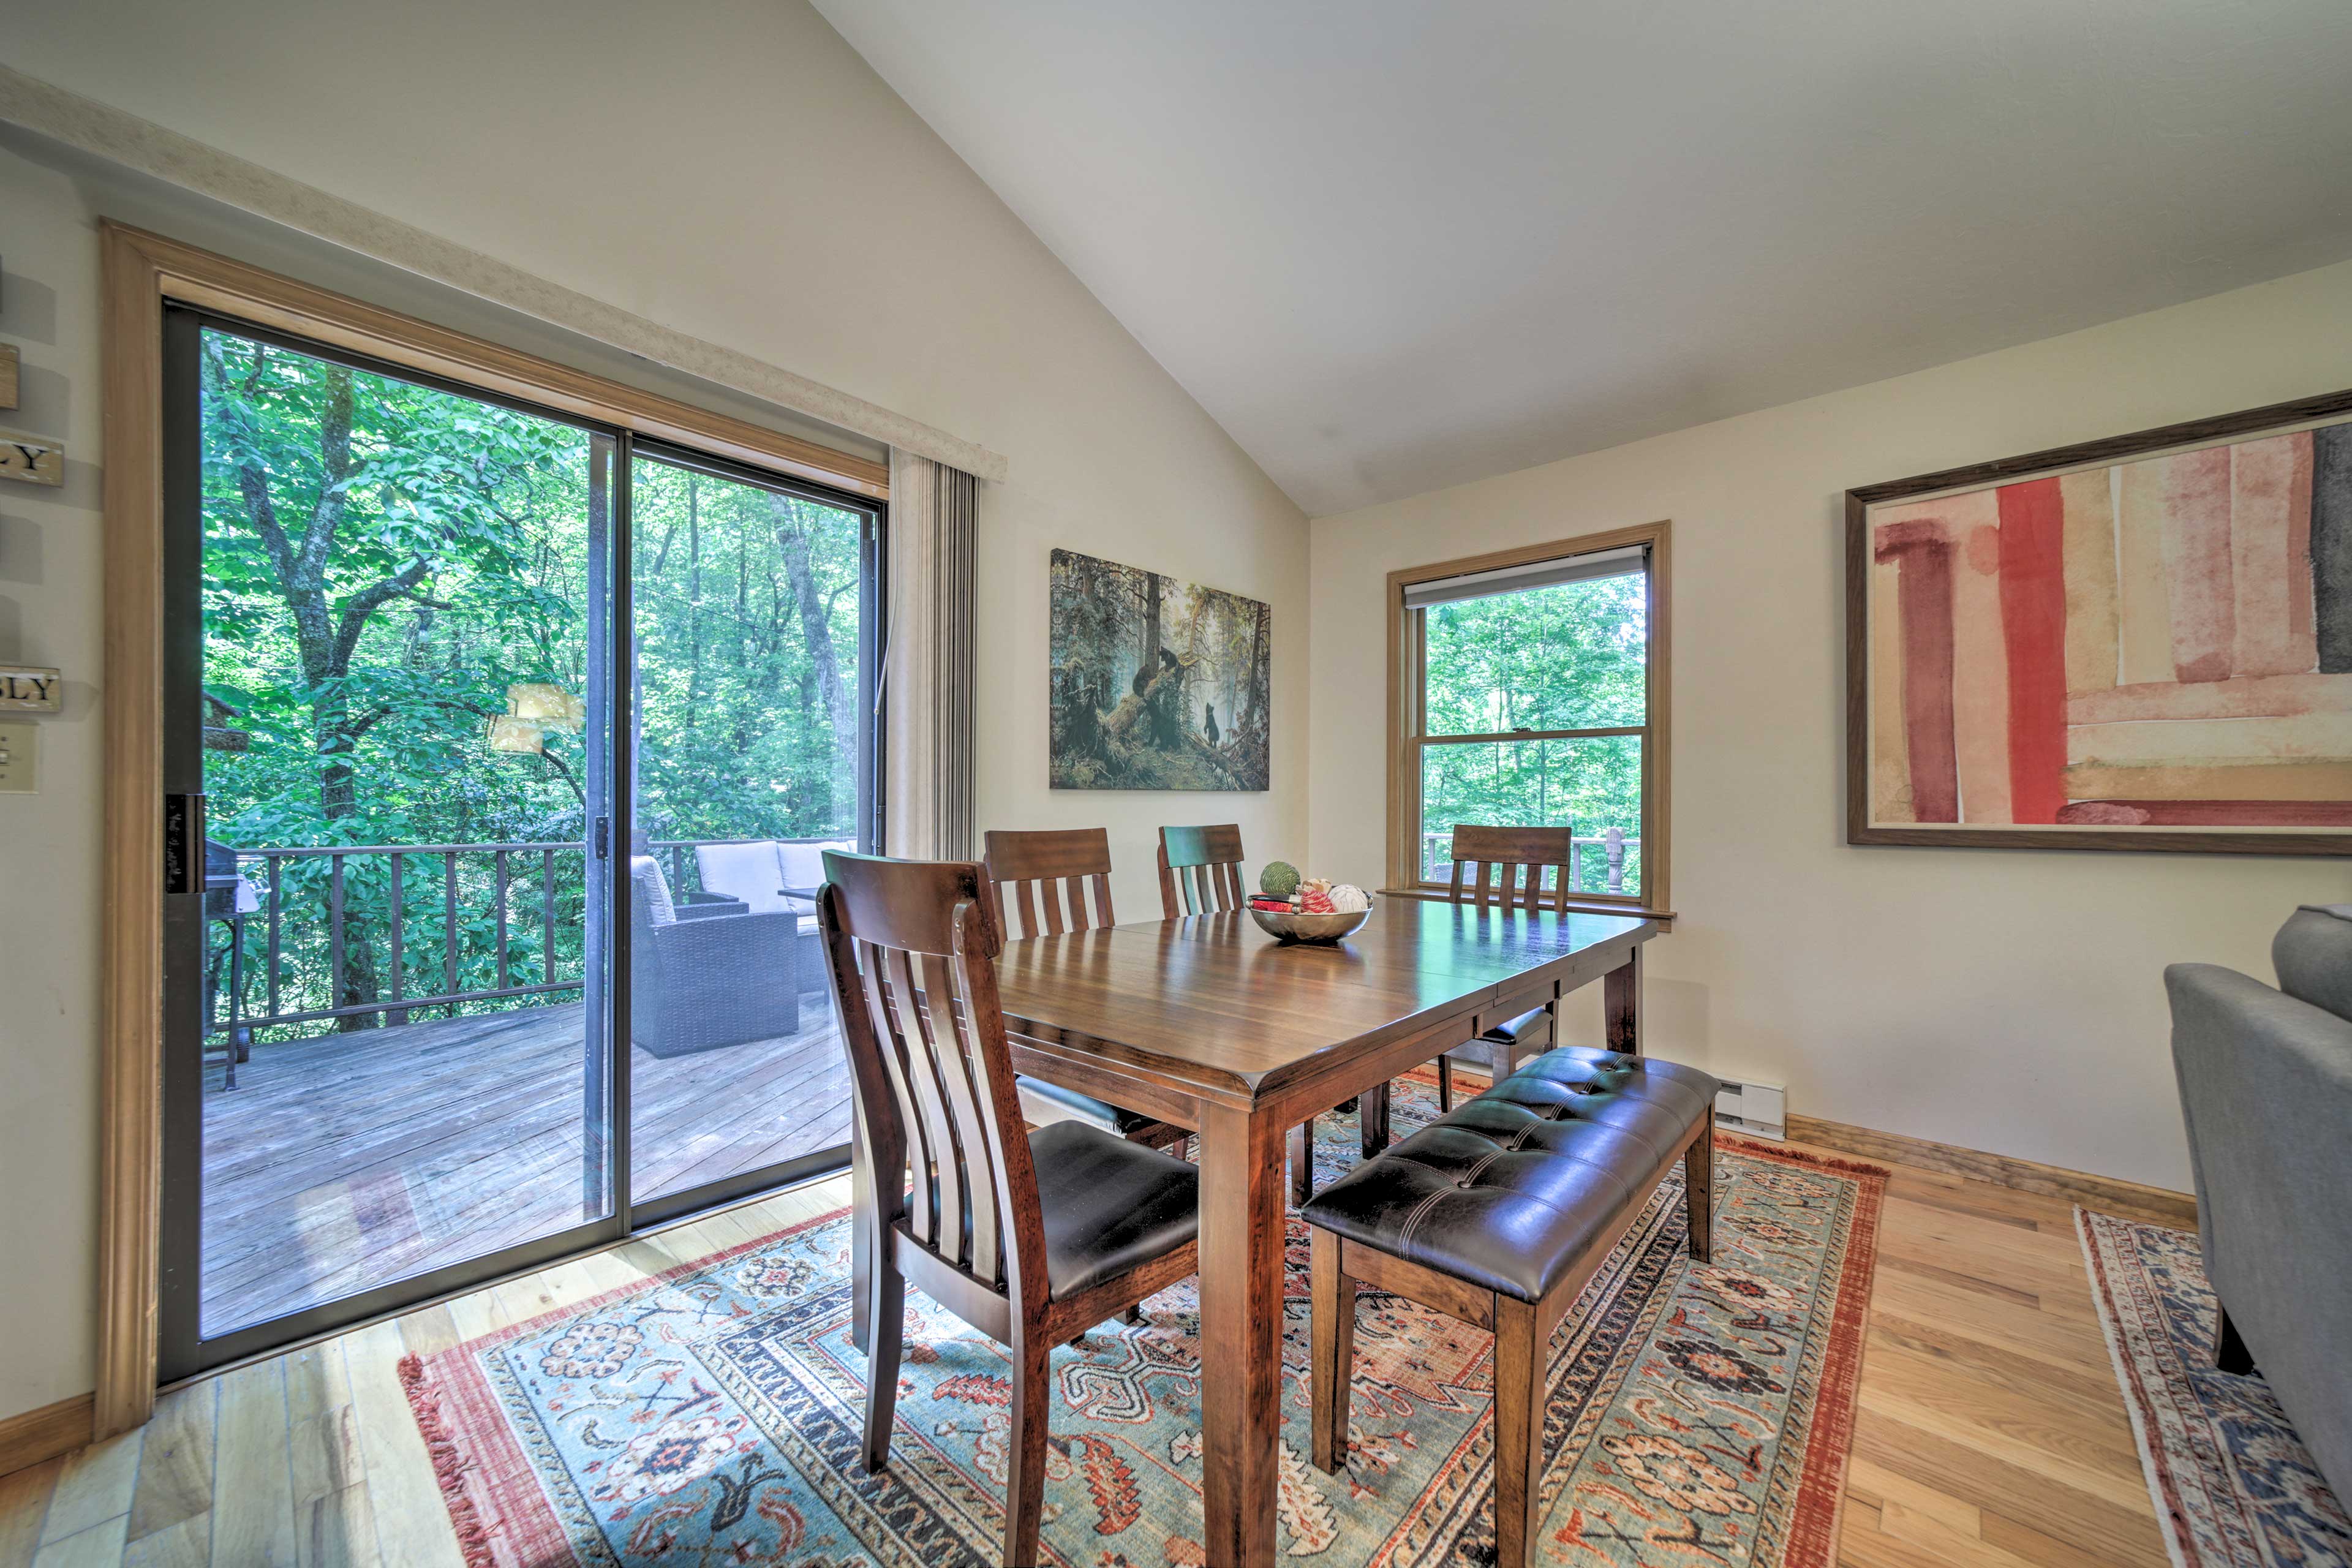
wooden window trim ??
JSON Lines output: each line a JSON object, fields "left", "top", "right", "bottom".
{"left": 94, "top": 222, "right": 886, "bottom": 1438}
{"left": 1382, "top": 521, "right": 1672, "bottom": 919}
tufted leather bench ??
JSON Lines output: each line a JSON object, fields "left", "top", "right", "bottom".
{"left": 1300, "top": 1044, "right": 1720, "bottom": 1568}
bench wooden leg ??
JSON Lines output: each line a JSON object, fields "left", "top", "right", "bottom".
{"left": 1684, "top": 1108, "right": 1714, "bottom": 1263}
{"left": 1310, "top": 1229, "right": 1356, "bottom": 1472}
{"left": 1290, "top": 1118, "right": 1316, "bottom": 1205}
{"left": 1491, "top": 1294, "right": 1546, "bottom": 1568}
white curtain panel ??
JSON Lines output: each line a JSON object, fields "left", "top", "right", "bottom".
{"left": 882, "top": 450, "right": 979, "bottom": 860}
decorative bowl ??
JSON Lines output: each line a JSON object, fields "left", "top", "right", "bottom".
{"left": 1247, "top": 903, "right": 1374, "bottom": 945}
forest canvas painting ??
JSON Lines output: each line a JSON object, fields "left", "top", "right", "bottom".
{"left": 1049, "top": 549, "right": 1271, "bottom": 791}
{"left": 1854, "top": 402, "right": 2352, "bottom": 847}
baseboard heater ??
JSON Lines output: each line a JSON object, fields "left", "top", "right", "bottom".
{"left": 1713, "top": 1077, "right": 1785, "bottom": 1140}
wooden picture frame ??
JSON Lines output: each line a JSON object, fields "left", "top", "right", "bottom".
{"left": 1847, "top": 386, "right": 2352, "bottom": 854}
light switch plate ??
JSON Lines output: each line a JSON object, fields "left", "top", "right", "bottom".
{"left": 0, "top": 720, "right": 36, "bottom": 792}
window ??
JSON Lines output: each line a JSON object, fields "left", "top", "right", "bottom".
{"left": 1388, "top": 524, "right": 1668, "bottom": 908}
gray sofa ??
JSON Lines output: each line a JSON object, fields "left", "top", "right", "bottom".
{"left": 2165, "top": 903, "right": 2352, "bottom": 1502}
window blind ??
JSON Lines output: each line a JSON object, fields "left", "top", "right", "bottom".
{"left": 1401, "top": 543, "right": 1647, "bottom": 609}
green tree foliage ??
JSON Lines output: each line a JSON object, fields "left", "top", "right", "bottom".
{"left": 200, "top": 330, "right": 864, "bottom": 1039}
{"left": 630, "top": 456, "right": 863, "bottom": 845}
{"left": 1419, "top": 572, "right": 1646, "bottom": 894}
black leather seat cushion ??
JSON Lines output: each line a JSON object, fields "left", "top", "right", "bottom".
{"left": 1030, "top": 1119, "right": 1200, "bottom": 1300}
{"left": 1017, "top": 1074, "right": 1164, "bottom": 1137}
{"left": 1480, "top": 1006, "right": 1551, "bottom": 1046}
{"left": 1301, "top": 1046, "right": 1718, "bottom": 1303}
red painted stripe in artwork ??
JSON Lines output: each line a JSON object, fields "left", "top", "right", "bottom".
{"left": 1875, "top": 521, "right": 1958, "bottom": 822}
{"left": 2056, "top": 799, "right": 2352, "bottom": 826}
{"left": 1996, "top": 478, "right": 2068, "bottom": 823}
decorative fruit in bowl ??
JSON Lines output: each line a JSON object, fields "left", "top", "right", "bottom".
{"left": 1246, "top": 865, "right": 1374, "bottom": 944}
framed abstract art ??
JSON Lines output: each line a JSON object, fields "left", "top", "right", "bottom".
{"left": 1847, "top": 386, "right": 2352, "bottom": 853}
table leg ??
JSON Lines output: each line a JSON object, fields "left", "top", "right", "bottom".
{"left": 1197, "top": 1102, "right": 1286, "bottom": 1568}
{"left": 1359, "top": 1081, "right": 1390, "bottom": 1158}
{"left": 1604, "top": 944, "right": 1643, "bottom": 1057}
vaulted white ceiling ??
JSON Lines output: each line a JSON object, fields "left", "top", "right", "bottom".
{"left": 813, "top": 0, "right": 2352, "bottom": 516}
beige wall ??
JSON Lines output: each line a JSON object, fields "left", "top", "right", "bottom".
{"left": 0, "top": 145, "right": 110, "bottom": 1434}
{"left": 1309, "top": 257, "right": 2352, "bottom": 1196}
{"left": 0, "top": 0, "right": 1306, "bottom": 1425}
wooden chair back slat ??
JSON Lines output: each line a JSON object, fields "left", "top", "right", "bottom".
{"left": 986, "top": 827, "right": 1118, "bottom": 940}
{"left": 1447, "top": 824, "right": 1577, "bottom": 913}
{"left": 899, "top": 943, "right": 968, "bottom": 1259}
{"left": 1158, "top": 824, "right": 1246, "bottom": 918}
{"left": 819, "top": 851, "right": 1043, "bottom": 1306}
{"left": 856, "top": 938, "right": 937, "bottom": 1249}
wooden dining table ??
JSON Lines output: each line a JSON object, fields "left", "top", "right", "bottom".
{"left": 988, "top": 896, "right": 1663, "bottom": 1568}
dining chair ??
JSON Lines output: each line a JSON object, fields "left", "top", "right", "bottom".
{"left": 818, "top": 850, "right": 1201, "bottom": 1568}
{"left": 1156, "top": 823, "right": 1373, "bottom": 1204}
{"left": 1156, "top": 822, "right": 1249, "bottom": 914}
{"left": 985, "top": 827, "right": 1189, "bottom": 1155}
{"left": 1427, "top": 824, "right": 1572, "bottom": 1107}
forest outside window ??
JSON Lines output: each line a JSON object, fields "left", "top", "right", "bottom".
{"left": 1389, "top": 524, "right": 1668, "bottom": 909}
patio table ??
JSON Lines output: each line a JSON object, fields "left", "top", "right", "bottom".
{"left": 982, "top": 899, "right": 1662, "bottom": 1567}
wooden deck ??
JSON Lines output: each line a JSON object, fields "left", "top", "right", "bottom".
{"left": 200, "top": 1001, "right": 850, "bottom": 1334}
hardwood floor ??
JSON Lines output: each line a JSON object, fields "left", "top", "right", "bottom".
{"left": 200, "top": 1001, "right": 853, "bottom": 1334}
{"left": 1, "top": 1140, "right": 2174, "bottom": 1567}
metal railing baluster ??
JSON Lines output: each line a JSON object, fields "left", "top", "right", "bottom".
{"left": 444, "top": 852, "right": 459, "bottom": 1011}
{"left": 389, "top": 853, "right": 406, "bottom": 1028}
{"left": 542, "top": 848, "right": 556, "bottom": 986}
{"left": 495, "top": 848, "right": 510, "bottom": 993}
{"left": 265, "top": 857, "right": 283, "bottom": 1020}
{"left": 328, "top": 854, "right": 346, "bottom": 1014}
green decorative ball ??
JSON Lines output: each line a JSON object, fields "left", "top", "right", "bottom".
{"left": 1259, "top": 861, "right": 1301, "bottom": 898}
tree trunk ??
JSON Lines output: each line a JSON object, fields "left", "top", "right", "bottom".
{"left": 1142, "top": 571, "right": 1163, "bottom": 678}
{"left": 220, "top": 358, "right": 388, "bottom": 1029}
{"left": 772, "top": 496, "right": 856, "bottom": 813}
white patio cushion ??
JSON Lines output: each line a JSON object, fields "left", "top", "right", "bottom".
{"left": 629, "top": 856, "right": 677, "bottom": 927}
{"left": 695, "top": 840, "right": 791, "bottom": 914}
{"left": 778, "top": 839, "right": 854, "bottom": 913}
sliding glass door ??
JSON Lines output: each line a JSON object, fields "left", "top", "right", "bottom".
{"left": 157, "top": 309, "right": 876, "bottom": 1381}
{"left": 624, "top": 443, "right": 877, "bottom": 1216}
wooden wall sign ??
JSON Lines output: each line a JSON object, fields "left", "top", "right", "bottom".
{"left": 0, "top": 666, "right": 62, "bottom": 711}
{"left": 0, "top": 344, "right": 18, "bottom": 410}
{"left": 0, "top": 431, "right": 62, "bottom": 486}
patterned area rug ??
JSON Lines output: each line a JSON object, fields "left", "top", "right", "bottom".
{"left": 403, "top": 1072, "right": 1886, "bottom": 1567}
{"left": 2078, "top": 1210, "right": 2352, "bottom": 1567}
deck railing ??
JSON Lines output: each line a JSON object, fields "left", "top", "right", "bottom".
{"left": 1418, "top": 826, "right": 1640, "bottom": 896}
{"left": 205, "top": 835, "right": 835, "bottom": 1043}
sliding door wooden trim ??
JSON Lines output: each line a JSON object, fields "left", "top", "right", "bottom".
{"left": 102, "top": 224, "right": 889, "bottom": 499}
{"left": 97, "top": 224, "right": 168, "bottom": 1440}
{"left": 94, "top": 220, "right": 886, "bottom": 1438}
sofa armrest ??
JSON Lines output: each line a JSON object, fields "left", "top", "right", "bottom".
{"left": 676, "top": 895, "right": 750, "bottom": 921}
{"left": 659, "top": 907, "right": 793, "bottom": 959}
{"left": 2164, "top": 960, "right": 2352, "bottom": 1497}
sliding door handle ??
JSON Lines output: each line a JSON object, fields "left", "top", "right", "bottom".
{"left": 164, "top": 792, "right": 206, "bottom": 895}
